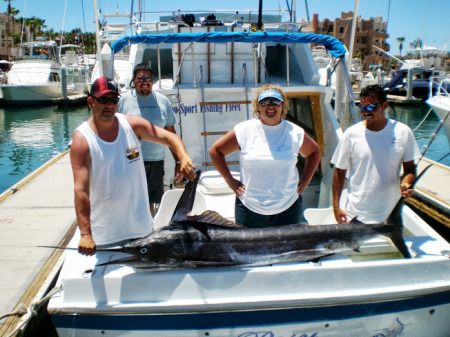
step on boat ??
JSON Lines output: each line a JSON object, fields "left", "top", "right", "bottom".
{"left": 47, "top": 7, "right": 450, "bottom": 337}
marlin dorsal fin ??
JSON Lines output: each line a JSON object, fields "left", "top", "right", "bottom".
{"left": 171, "top": 170, "right": 201, "bottom": 222}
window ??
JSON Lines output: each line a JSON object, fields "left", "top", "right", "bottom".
{"left": 339, "top": 27, "right": 344, "bottom": 33}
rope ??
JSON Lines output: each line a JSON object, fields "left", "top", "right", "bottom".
{"left": 4, "top": 285, "right": 63, "bottom": 337}
{"left": 412, "top": 107, "right": 434, "bottom": 133}
{"left": 0, "top": 304, "right": 27, "bottom": 321}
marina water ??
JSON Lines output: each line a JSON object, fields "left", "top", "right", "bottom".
{"left": 1, "top": 103, "right": 449, "bottom": 195}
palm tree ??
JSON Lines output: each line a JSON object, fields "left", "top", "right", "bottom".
{"left": 396, "top": 37, "right": 405, "bottom": 56}
{"left": 410, "top": 38, "right": 423, "bottom": 49}
{"left": 9, "top": 7, "right": 19, "bottom": 35}
{"left": 27, "top": 16, "right": 46, "bottom": 40}
{"left": 3, "top": 0, "right": 15, "bottom": 48}
{"left": 355, "top": 49, "right": 366, "bottom": 67}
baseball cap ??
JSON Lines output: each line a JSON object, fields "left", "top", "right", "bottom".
{"left": 258, "top": 89, "right": 283, "bottom": 102}
{"left": 90, "top": 76, "right": 120, "bottom": 98}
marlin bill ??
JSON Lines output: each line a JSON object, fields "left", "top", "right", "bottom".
{"left": 96, "top": 170, "right": 412, "bottom": 269}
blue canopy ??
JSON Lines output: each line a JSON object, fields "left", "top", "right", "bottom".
{"left": 110, "top": 32, "right": 347, "bottom": 58}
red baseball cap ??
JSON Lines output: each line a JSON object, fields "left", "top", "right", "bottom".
{"left": 90, "top": 76, "right": 120, "bottom": 98}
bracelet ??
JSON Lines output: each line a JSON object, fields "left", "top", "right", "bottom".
{"left": 175, "top": 161, "right": 181, "bottom": 164}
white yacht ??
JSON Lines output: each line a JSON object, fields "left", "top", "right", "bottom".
{"left": 47, "top": 7, "right": 450, "bottom": 337}
{"left": 1, "top": 41, "right": 90, "bottom": 105}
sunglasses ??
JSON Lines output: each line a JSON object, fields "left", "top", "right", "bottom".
{"left": 96, "top": 96, "right": 120, "bottom": 104}
{"left": 259, "top": 98, "right": 282, "bottom": 106}
{"left": 135, "top": 75, "right": 152, "bottom": 82}
{"left": 359, "top": 103, "right": 380, "bottom": 112}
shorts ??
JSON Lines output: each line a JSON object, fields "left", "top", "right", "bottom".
{"left": 144, "top": 160, "right": 165, "bottom": 204}
{"left": 235, "top": 195, "right": 302, "bottom": 228}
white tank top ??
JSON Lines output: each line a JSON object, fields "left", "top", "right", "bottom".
{"left": 76, "top": 113, "right": 153, "bottom": 245}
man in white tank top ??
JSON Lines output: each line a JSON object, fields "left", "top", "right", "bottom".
{"left": 71, "top": 76, "right": 196, "bottom": 256}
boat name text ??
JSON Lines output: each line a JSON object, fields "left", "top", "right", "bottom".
{"left": 173, "top": 103, "right": 242, "bottom": 116}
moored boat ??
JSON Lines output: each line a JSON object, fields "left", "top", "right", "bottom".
{"left": 426, "top": 76, "right": 450, "bottom": 143}
{"left": 1, "top": 41, "right": 90, "bottom": 105}
{"left": 46, "top": 7, "right": 450, "bottom": 337}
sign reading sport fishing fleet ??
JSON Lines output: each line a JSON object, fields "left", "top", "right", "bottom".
{"left": 172, "top": 103, "right": 243, "bottom": 116}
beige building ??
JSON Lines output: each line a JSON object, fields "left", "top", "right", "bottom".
{"left": 0, "top": 13, "right": 16, "bottom": 61}
{"left": 307, "top": 11, "right": 390, "bottom": 70}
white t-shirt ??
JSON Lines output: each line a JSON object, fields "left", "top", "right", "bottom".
{"left": 118, "top": 90, "right": 177, "bottom": 161}
{"left": 234, "top": 119, "right": 305, "bottom": 215}
{"left": 331, "top": 119, "right": 421, "bottom": 223}
{"left": 76, "top": 113, "right": 153, "bottom": 245}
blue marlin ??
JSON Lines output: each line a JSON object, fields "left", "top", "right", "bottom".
{"left": 95, "top": 167, "right": 429, "bottom": 269}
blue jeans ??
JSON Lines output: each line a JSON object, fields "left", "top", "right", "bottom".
{"left": 235, "top": 195, "right": 302, "bottom": 228}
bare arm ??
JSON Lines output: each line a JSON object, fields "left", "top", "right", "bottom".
{"left": 297, "top": 134, "right": 321, "bottom": 194}
{"left": 70, "top": 130, "right": 96, "bottom": 255}
{"left": 332, "top": 167, "right": 347, "bottom": 224}
{"left": 209, "top": 130, "right": 245, "bottom": 197}
{"left": 125, "top": 115, "right": 196, "bottom": 181}
{"left": 164, "top": 125, "right": 182, "bottom": 182}
{"left": 400, "top": 160, "right": 417, "bottom": 198}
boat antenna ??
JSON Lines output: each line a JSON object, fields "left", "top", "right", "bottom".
{"left": 386, "top": 0, "right": 391, "bottom": 36}
{"left": 59, "top": 0, "right": 69, "bottom": 57}
{"left": 257, "top": 0, "right": 263, "bottom": 31}
{"left": 303, "top": 0, "right": 310, "bottom": 23}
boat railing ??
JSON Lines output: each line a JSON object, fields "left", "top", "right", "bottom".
{"left": 429, "top": 75, "right": 450, "bottom": 99}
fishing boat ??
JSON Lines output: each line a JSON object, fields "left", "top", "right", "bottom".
{"left": 0, "top": 41, "right": 90, "bottom": 105}
{"left": 47, "top": 7, "right": 450, "bottom": 337}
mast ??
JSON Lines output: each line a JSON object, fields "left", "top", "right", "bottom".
{"left": 93, "top": 0, "right": 103, "bottom": 77}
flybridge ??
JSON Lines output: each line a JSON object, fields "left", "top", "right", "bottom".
{"left": 110, "top": 31, "right": 347, "bottom": 58}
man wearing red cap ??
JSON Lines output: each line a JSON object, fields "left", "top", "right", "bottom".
{"left": 71, "top": 76, "right": 196, "bottom": 256}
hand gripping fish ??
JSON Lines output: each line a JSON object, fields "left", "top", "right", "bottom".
{"left": 95, "top": 167, "right": 431, "bottom": 269}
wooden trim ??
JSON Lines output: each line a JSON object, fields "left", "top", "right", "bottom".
{"left": 201, "top": 131, "right": 228, "bottom": 136}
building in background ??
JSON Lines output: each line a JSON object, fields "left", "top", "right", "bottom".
{"left": 306, "top": 11, "right": 390, "bottom": 71}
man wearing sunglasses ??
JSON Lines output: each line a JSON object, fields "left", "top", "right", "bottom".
{"left": 71, "top": 76, "right": 196, "bottom": 256}
{"left": 119, "top": 63, "right": 179, "bottom": 216}
{"left": 331, "top": 84, "right": 420, "bottom": 224}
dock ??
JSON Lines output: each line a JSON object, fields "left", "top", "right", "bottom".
{"left": 387, "top": 94, "right": 422, "bottom": 104}
{"left": 0, "top": 152, "right": 76, "bottom": 336}
{"left": 52, "top": 94, "right": 87, "bottom": 106}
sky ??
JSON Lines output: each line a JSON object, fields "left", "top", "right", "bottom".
{"left": 8, "top": 0, "right": 450, "bottom": 55}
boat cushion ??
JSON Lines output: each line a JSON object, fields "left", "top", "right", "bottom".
{"left": 199, "top": 170, "right": 240, "bottom": 195}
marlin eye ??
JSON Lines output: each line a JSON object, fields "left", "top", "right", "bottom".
{"left": 140, "top": 248, "right": 148, "bottom": 254}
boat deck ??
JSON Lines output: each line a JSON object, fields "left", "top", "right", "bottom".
{"left": 0, "top": 152, "right": 76, "bottom": 336}
{"left": 0, "top": 152, "right": 448, "bottom": 335}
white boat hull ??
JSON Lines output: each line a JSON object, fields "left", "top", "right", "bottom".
{"left": 47, "top": 17, "right": 450, "bottom": 337}
{"left": 1, "top": 84, "right": 78, "bottom": 105}
{"left": 48, "top": 205, "right": 450, "bottom": 337}
{"left": 51, "top": 302, "right": 450, "bottom": 337}
{"left": 426, "top": 94, "right": 450, "bottom": 143}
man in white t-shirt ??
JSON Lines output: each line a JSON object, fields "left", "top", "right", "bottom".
{"left": 119, "top": 63, "right": 179, "bottom": 216}
{"left": 331, "top": 84, "right": 421, "bottom": 224}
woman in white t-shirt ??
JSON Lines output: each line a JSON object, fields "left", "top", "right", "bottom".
{"left": 209, "top": 84, "right": 321, "bottom": 227}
